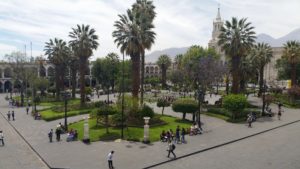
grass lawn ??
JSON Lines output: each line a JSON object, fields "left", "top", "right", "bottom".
{"left": 69, "top": 116, "right": 193, "bottom": 142}
{"left": 40, "top": 108, "right": 93, "bottom": 121}
{"left": 39, "top": 98, "right": 80, "bottom": 106}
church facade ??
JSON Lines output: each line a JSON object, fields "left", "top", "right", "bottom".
{"left": 208, "top": 7, "right": 286, "bottom": 87}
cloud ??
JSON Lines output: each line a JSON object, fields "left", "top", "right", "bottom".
{"left": 0, "top": 0, "right": 299, "bottom": 60}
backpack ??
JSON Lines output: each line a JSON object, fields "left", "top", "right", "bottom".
{"left": 172, "top": 144, "right": 176, "bottom": 150}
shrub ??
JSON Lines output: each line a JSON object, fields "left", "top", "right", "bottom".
{"left": 270, "top": 87, "right": 283, "bottom": 95}
{"left": 47, "top": 86, "right": 56, "bottom": 96}
{"left": 85, "top": 87, "right": 92, "bottom": 96}
{"left": 172, "top": 98, "right": 198, "bottom": 120}
{"left": 110, "top": 111, "right": 127, "bottom": 127}
{"left": 138, "top": 104, "right": 154, "bottom": 119}
{"left": 223, "top": 94, "right": 247, "bottom": 120}
{"left": 94, "top": 101, "right": 105, "bottom": 108}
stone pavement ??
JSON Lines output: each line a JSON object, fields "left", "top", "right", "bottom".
{"left": 0, "top": 93, "right": 300, "bottom": 169}
{"left": 0, "top": 106, "right": 49, "bottom": 169}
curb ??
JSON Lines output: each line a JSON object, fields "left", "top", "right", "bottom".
{"left": 143, "top": 119, "right": 300, "bottom": 169}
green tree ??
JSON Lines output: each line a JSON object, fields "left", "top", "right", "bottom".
{"left": 250, "top": 43, "right": 273, "bottom": 96}
{"left": 132, "top": 0, "right": 156, "bottom": 105}
{"left": 156, "top": 54, "right": 171, "bottom": 88}
{"left": 223, "top": 94, "right": 247, "bottom": 120}
{"left": 106, "top": 53, "right": 120, "bottom": 93}
{"left": 218, "top": 17, "right": 256, "bottom": 93}
{"left": 157, "top": 98, "right": 170, "bottom": 115}
{"left": 69, "top": 24, "right": 99, "bottom": 106}
{"left": 282, "top": 40, "right": 300, "bottom": 86}
{"left": 172, "top": 98, "right": 198, "bottom": 120}
{"left": 44, "top": 38, "right": 70, "bottom": 100}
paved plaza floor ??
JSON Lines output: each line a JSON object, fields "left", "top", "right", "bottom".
{"left": 0, "top": 93, "right": 300, "bottom": 169}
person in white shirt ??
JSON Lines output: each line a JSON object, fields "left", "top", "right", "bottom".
{"left": 0, "top": 130, "right": 4, "bottom": 146}
{"left": 107, "top": 150, "right": 114, "bottom": 169}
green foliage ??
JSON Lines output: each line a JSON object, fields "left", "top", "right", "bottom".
{"left": 85, "top": 87, "right": 92, "bottom": 95}
{"left": 47, "top": 86, "right": 56, "bottom": 95}
{"left": 223, "top": 94, "right": 247, "bottom": 119}
{"left": 157, "top": 98, "right": 171, "bottom": 108}
{"left": 137, "top": 104, "right": 154, "bottom": 118}
{"left": 288, "top": 85, "right": 300, "bottom": 99}
{"left": 94, "top": 101, "right": 105, "bottom": 108}
{"left": 172, "top": 98, "right": 198, "bottom": 120}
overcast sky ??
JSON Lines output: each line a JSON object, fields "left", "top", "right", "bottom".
{"left": 0, "top": 0, "right": 299, "bottom": 60}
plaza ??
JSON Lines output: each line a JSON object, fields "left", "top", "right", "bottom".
{"left": 0, "top": 1, "right": 300, "bottom": 169}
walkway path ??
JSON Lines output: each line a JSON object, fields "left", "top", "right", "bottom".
{"left": 0, "top": 93, "right": 300, "bottom": 169}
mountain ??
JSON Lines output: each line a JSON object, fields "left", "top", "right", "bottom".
{"left": 257, "top": 28, "right": 300, "bottom": 47}
{"left": 145, "top": 47, "right": 188, "bottom": 63}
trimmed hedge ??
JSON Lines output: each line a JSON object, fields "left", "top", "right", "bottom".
{"left": 172, "top": 98, "right": 198, "bottom": 120}
{"left": 223, "top": 94, "right": 247, "bottom": 120}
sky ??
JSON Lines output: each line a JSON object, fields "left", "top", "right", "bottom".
{"left": 0, "top": 0, "right": 299, "bottom": 60}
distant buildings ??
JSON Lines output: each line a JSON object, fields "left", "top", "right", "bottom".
{"left": 208, "top": 6, "right": 286, "bottom": 87}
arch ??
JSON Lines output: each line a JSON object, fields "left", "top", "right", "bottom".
{"left": 4, "top": 81, "right": 12, "bottom": 92}
{"left": 4, "top": 67, "right": 12, "bottom": 78}
{"left": 40, "top": 65, "right": 46, "bottom": 77}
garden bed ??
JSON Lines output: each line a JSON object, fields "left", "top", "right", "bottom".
{"left": 68, "top": 115, "right": 193, "bottom": 142}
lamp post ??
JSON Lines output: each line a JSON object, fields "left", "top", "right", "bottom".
{"left": 121, "top": 53, "right": 125, "bottom": 139}
{"left": 261, "top": 81, "right": 267, "bottom": 116}
{"left": 64, "top": 91, "right": 68, "bottom": 131}
{"left": 197, "top": 88, "right": 204, "bottom": 130}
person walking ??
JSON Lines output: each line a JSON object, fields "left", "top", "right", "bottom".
{"left": 278, "top": 102, "right": 283, "bottom": 120}
{"left": 181, "top": 127, "right": 186, "bottom": 143}
{"left": 0, "top": 131, "right": 4, "bottom": 146}
{"left": 247, "top": 113, "right": 253, "bottom": 128}
{"left": 107, "top": 151, "right": 114, "bottom": 169}
{"left": 55, "top": 127, "right": 61, "bottom": 141}
{"left": 7, "top": 111, "right": 11, "bottom": 121}
{"left": 26, "top": 106, "right": 29, "bottom": 115}
{"left": 175, "top": 126, "right": 180, "bottom": 144}
{"left": 12, "top": 110, "right": 15, "bottom": 121}
{"left": 167, "top": 140, "right": 176, "bottom": 159}
{"left": 48, "top": 129, "right": 53, "bottom": 143}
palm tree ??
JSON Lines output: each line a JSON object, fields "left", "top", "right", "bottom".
{"left": 69, "top": 51, "right": 79, "bottom": 99}
{"left": 157, "top": 54, "right": 171, "bottom": 88}
{"left": 132, "top": 0, "right": 156, "bottom": 105}
{"left": 69, "top": 24, "right": 99, "bottom": 106}
{"left": 112, "top": 10, "right": 141, "bottom": 99}
{"left": 174, "top": 54, "right": 183, "bottom": 69}
{"left": 282, "top": 40, "right": 300, "bottom": 86}
{"left": 251, "top": 43, "right": 273, "bottom": 96}
{"left": 218, "top": 17, "right": 256, "bottom": 93}
{"left": 44, "top": 38, "right": 70, "bottom": 100}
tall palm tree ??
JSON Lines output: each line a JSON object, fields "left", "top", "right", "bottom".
{"left": 132, "top": 0, "right": 156, "bottom": 105}
{"left": 44, "top": 38, "right": 70, "bottom": 100}
{"left": 113, "top": 10, "right": 141, "bottom": 99}
{"left": 282, "top": 40, "right": 300, "bottom": 86}
{"left": 69, "top": 50, "right": 79, "bottom": 99}
{"left": 218, "top": 17, "right": 256, "bottom": 93}
{"left": 157, "top": 54, "right": 171, "bottom": 88}
{"left": 251, "top": 43, "right": 273, "bottom": 96}
{"left": 69, "top": 24, "right": 99, "bottom": 106}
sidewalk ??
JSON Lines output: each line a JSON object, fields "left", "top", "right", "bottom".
{"left": 1, "top": 94, "right": 299, "bottom": 169}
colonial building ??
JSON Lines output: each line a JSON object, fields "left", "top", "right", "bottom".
{"left": 0, "top": 60, "right": 95, "bottom": 93}
{"left": 144, "top": 62, "right": 161, "bottom": 78}
{"left": 208, "top": 7, "right": 285, "bottom": 87}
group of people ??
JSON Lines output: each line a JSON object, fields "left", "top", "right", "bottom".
{"left": 0, "top": 130, "right": 4, "bottom": 146}
{"left": 160, "top": 126, "right": 186, "bottom": 144}
{"left": 247, "top": 102, "right": 284, "bottom": 128}
{"left": 48, "top": 123, "right": 78, "bottom": 143}
{"left": 7, "top": 110, "right": 15, "bottom": 121}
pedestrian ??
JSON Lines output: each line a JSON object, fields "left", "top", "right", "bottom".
{"left": 26, "top": 106, "right": 29, "bottom": 115}
{"left": 107, "top": 150, "right": 114, "bottom": 169}
{"left": 12, "top": 110, "right": 15, "bottom": 121}
{"left": 247, "top": 114, "right": 253, "bottom": 128}
{"left": 55, "top": 127, "right": 61, "bottom": 141}
{"left": 175, "top": 126, "right": 180, "bottom": 144}
{"left": 48, "top": 129, "right": 53, "bottom": 143}
{"left": 181, "top": 127, "right": 186, "bottom": 143}
{"left": 7, "top": 111, "right": 11, "bottom": 121}
{"left": 0, "top": 130, "right": 4, "bottom": 146}
{"left": 167, "top": 140, "right": 176, "bottom": 159}
{"left": 278, "top": 102, "right": 283, "bottom": 120}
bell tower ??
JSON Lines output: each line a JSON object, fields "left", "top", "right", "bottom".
{"left": 208, "top": 5, "right": 225, "bottom": 62}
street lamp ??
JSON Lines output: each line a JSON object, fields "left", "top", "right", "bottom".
{"left": 63, "top": 91, "right": 69, "bottom": 131}
{"left": 197, "top": 88, "right": 204, "bottom": 130}
{"left": 121, "top": 53, "right": 125, "bottom": 139}
{"left": 261, "top": 81, "right": 267, "bottom": 116}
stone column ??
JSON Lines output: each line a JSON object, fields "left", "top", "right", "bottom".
{"left": 83, "top": 116, "right": 90, "bottom": 143}
{"left": 143, "top": 117, "right": 150, "bottom": 143}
